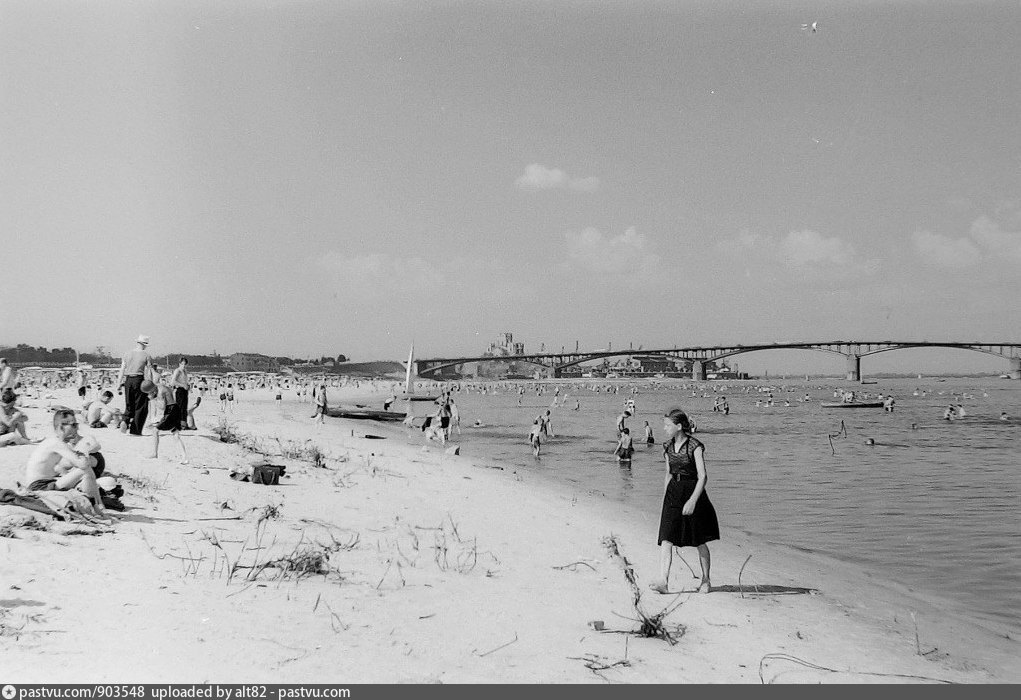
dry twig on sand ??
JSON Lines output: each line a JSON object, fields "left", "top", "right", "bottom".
{"left": 602, "top": 534, "right": 686, "bottom": 645}
{"left": 552, "top": 561, "right": 597, "bottom": 572}
{"left": 472, "top": 632, "right": 518, "bottom": 657}
{"left": 757, "top": 653, "right": 951, "bottom": 684}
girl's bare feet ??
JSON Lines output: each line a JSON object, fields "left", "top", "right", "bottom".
{"left": 649, "top": 581, "right": 670, "bottom": 594}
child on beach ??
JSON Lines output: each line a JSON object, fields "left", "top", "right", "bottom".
{"left": 86, "top": 390, "right": 124, "bottom": 430}
{"left": 185, "top": 394, "right": 201, "bottom": 430}
{"left": 643, "top": 420, "right": 654, "bottom": 445}
{"left": 146, "top": 374, "right": 189, "bottom": 464}
{"left": 528, "top": 419, "right": 542, "bottom": 457}
{"left": 650, "top": 408, "right": 719, "bottom": 595}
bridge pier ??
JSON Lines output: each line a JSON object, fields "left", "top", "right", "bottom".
{"left": 845, "top": 354, "right": 861, "bottom": 382}
{"left": 1010, "top": 357, "right": 1021, "bottom": 380}
{"left": 692, "top": 360, "right": 707, "bottom": 381}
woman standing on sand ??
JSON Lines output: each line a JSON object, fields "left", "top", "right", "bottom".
{"left": 650, "top": 408, "right": 719, "bottom": 594}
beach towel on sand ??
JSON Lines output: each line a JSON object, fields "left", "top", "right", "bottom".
{"left": 0, "top": 488, "right": 60, "bottom": 518}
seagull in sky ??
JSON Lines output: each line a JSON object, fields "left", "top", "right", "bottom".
{"left": 801, "top": 21, "right": 818, "bottom": 33}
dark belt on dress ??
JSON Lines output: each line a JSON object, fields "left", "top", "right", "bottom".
{"left": 671, "top": 473, "right": 695, "bottom": 482}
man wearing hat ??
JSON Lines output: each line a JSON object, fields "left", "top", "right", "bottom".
{"left": 116, "top": 335, "right": 155, "bottom": 436}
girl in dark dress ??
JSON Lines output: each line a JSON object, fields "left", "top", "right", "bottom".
{"left": 650, "top": 408, "right": 719, "bottom": 594}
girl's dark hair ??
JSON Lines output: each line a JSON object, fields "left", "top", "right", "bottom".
{"left": 664, "top": 408, "right": 692, "bottom": 433}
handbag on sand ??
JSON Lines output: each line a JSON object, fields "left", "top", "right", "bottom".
{"left": 251, "top": 465, "right": 285, "bottom": 485}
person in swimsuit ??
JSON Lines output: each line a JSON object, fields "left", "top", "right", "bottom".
{"left": 171, "top": 357, "right": 191, "bottom": 430}
{"left": 185, "top": 394, "right": 201, "bottom": 430}
{"left": 616, "top": 410, "right": 631, "bottom": 437}
{"left": 86, "top": 390, "right": 124, "bottom": 429}
{"left": 613, "top": 427, "right": 635, "bottom": 461}
{"left": 147, "top": 374, "right": 189, "bottom": 464}
{"left": 528, "top": 419, "right": 542, "bottom": 457}
{"left": 650, "top": 408, "right": 719, "bottom": 594}
{"left": 643, "top": 420, "right": 654, "bottom": 445}
{"left": 23, "top": 408, "right": 113, "bottom": 520}
{"left": 312, "top": 383, "right": 327, "bottom": 427}
{"left": 0, "top": 388, "right": 35, "bottom": 445}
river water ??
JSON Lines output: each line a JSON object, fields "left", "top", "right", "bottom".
{"left": 430, "top": 376, "right": 1020, "bottom": 635}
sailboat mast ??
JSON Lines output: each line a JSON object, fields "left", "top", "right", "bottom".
{"left": 405, "top": 343, "right": 414, "bottom": 396}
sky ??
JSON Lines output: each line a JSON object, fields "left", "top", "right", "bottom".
{"left": 1, "top": 0, "right": 1019, "bottom": 375}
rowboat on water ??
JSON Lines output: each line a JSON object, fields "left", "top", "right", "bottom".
{"left": 820, "top": 401, "right": 885, "bottom": 409}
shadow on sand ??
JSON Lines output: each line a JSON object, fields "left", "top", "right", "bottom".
{"left": 711, "top": 583, "right": 817, "bottom": 595}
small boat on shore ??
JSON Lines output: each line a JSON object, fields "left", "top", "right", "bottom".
{"left": 326, "top": 407, "right": 406, "bottom": 421}
{"left": 821, "top": 401, "right": 885, "bottom": 409}
{"left": 404, "top": 342, "right": 440, "bottom": 402}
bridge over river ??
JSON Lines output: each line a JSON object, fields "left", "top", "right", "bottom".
{"left": 416, "top": 342, "right": 1021, "bottom": 381}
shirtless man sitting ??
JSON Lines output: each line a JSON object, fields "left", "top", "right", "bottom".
{"left": 24, "top": 409, "right": 112, "bottom": 519}
{"left": 1, "top": 388, "right": 33, "bottom": 446}
{"left": 86, "top": 390, "right": 124, "bottom": 429}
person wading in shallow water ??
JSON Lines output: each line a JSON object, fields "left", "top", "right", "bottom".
{"left": 650, "top": 408, "right": 720, "bottom": 594}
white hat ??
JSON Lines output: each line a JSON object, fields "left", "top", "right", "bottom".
{"left": 96, "top": 476, "right": 117, "bottom": 491}
{"left": 136, "top": 335, "right": 151, "bottom": 345}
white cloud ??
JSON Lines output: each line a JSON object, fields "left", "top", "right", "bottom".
{"left": 717, "top": 228, "right": 876, "bottom": 278}
{"left": 515, "top": 163, "right": 600, "bottom": 192}
{"left": 562, "top": 226, "right": 657, "bottom": 273}
{"left": 780, "top": 229, "right": 856, "bottom": 267}
{"left": 911, "top": 230, "right": 982, "bottom": 268}
{"left": 968, "top": 216, "right": 1021, "bottom": 262}
{"left": 912, "top": 212, "right": 1021, "bottom": 268}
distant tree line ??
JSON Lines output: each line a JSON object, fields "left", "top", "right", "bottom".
{"left": 0, "top": 343, "right": 350, "bottom": 367}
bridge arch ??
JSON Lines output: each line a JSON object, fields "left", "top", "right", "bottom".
{"left": 417, "top": 342, "right": 1021, "bottom": 381}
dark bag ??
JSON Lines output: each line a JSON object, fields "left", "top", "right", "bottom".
{"left": 251, "top": 464, "right": 285, "bottom": 485}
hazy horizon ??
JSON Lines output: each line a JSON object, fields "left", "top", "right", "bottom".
{"left": 2, "top": 1, "right": 1019, "bottom": 376}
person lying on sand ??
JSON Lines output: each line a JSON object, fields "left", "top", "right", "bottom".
{"left": 23, "top": 408, "right": 113, "bottom": 519}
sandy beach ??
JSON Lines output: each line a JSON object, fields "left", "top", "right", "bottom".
{"left": 1, "top": 385, "right": 1018, "bottom": 684}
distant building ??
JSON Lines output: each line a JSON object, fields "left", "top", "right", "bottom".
{"left": 479, "top": 332, "right": 526, "bottom": 379}
{"left": 227, "top": 353, "right": 279, "bottom": 372}
{"left": 486, "top": 333, "right": 525, "bottom": 356}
